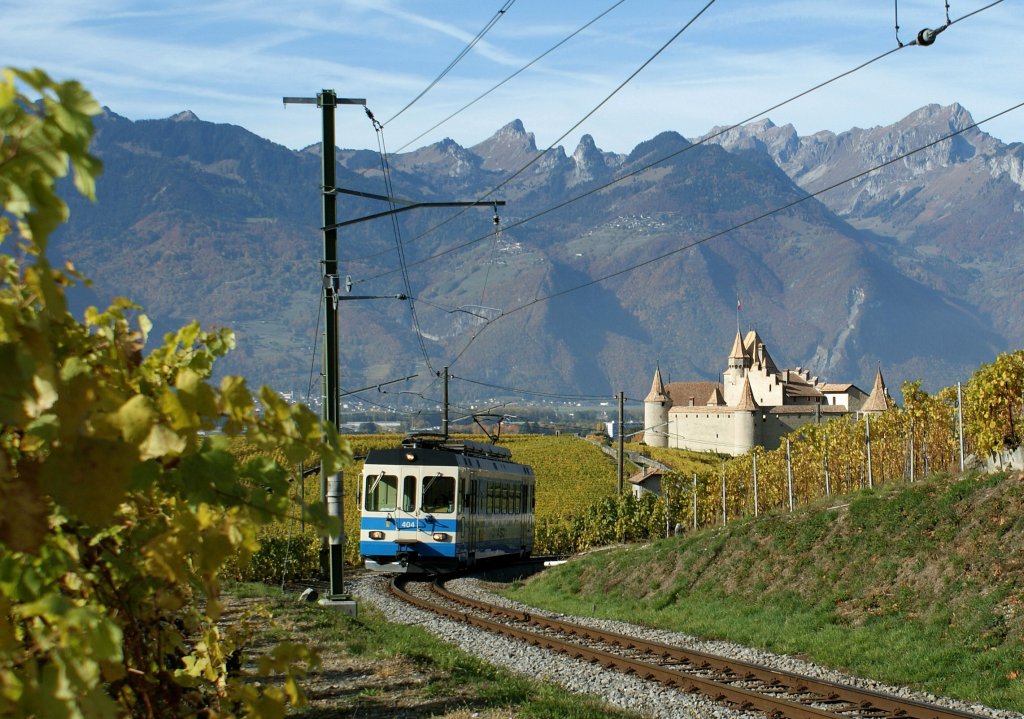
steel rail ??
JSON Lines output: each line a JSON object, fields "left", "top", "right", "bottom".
{"left": 393, "top": 576, "right": 855, "bottom": 719}
{"left": 429, "top": 580, "right": 986, "bottom": 719}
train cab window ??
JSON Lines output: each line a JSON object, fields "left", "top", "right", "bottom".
{"left": 364, "top": 473, "right": 398, "bottom": 512}
{"left": 422, "top": 474, "right": 455, "bottom": 514}
{"left": 401, "top": 476, "right": 417, "bottom": 513}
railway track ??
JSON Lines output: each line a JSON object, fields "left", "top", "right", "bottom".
{"left": 390, "top": 573, "right": 991, "bottom": 719}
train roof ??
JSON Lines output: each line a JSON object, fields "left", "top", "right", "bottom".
{"left": 400, "top": 432, "right": 512, "bottom": 461}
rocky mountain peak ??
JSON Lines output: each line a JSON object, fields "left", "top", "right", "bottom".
{"left": 470, "top": 119, "right": 540, "bottom": 172}
{"left": 905, "top": 102, "right": 974, "bottom": 133}
{"left": 169, "top": 110, "right": 200, "bottom": 123}
{"left": 394, "top": 137, "right": 480, "bottom": 177}
{"left": 570, "top": 134, "right": 608, "bottom": 185}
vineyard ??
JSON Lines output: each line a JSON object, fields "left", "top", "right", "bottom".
{"left": 663, "top": 363, "right": 1024, "bottom": 532}
{"left": 234, "top": 349, "right": 1024, "bottom": 581}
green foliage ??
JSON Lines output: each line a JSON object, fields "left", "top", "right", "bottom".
{"left": 0, "top": 67, "right": 349, "bottom": 718}
{"left": 964, "top": 350, "right": 1024, "bottom": 456}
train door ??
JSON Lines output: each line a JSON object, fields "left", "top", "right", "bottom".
{"left": 519, "top": 482, "right": 530, "bottom": 556}
{"left": 394, "top": 474, "right": 418, "bottom": 543}
{"left": 464, "top": 474, "right": 477, "bottom": 566}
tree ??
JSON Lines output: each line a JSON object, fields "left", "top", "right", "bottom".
{"left": 1, "top": 67, "right": 348, "bottom": 718}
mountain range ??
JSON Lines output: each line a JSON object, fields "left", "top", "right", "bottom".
{"left": 52, "top": 103, "right": 1023, "bottom": 406}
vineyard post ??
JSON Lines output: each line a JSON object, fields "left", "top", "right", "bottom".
{"left": 665, "top": 477, "right": 670, "bottom": 538}
{"left": 692, "top": 473, "right": 698, "bottom": 531}
{"left": 957, "top": 382, "right": 965, "bottom": 473}
{"left": 823, "top": 433, "right": 831, "bottom": 497}
{"left": 910, "top": 417, "right": 915, "bottom": 483}
{"left": 865, "top": 414, "right": 874, "bottom": 489}
{"left": 752, "top": 451, "right": 759, "bottom": 517}
{"left": 617, "top": 391, "right": 624, "bottom": 495}
{"left": 721, "top": 462, "right": 726, "bottom": 527}
{"left": 786, "top": 438, "right": 794, "bottom": 512}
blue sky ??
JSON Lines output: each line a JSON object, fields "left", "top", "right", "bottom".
{"left": 5, "top": 0, "right": 1021, "bottom": 154}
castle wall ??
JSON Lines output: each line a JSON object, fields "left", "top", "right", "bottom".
{"left": 668, "top": 410, "right": 756, "bottom": 457}
{"left": 668, "top": 407, "right": 833, "bottom": 455}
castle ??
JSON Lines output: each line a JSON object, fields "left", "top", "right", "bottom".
{"left": 643, "top": 329, "right": 890, "bottom": 456}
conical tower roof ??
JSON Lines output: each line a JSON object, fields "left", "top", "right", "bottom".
{"left": 744, "top": 329, "right": 778, "bottom": 374}
{"left": 729, "top": 331, "right": 748, "bottom": 361}
{"left": 707, "top": 386, "right": 726, "bottom": 406}
{"left": 644, "top": 365, "right": 670, "bottom": 402}
{"left": 862, "top": 366, "right": 890, "bottom": 412}
{"left": 734, "top": 376, "right": 758, "bottom": 411}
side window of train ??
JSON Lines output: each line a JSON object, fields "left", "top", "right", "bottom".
{"left": 365, "top": 473, "right": 398, "bottom": 511}
{"left": 401, "top": 475, "right": 416, "bottom": 513}
{"left": 422, "top": 474, "right": 455, "bottom": 514}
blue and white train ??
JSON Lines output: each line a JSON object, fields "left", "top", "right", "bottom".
{"left": 359, "top": 433, "right": 535, "bottom": 573}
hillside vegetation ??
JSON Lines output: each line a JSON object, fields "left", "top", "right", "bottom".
{"left": 506, "top": 471, "right": 1024, "bottom": 712}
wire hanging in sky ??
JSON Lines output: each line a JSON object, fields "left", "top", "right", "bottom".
{"left": 393, "top": 0, "right": 631, "bottom": 153}
{"left": 358, "top": 43, "right": 906, "bottom": 284}
{"left": 347, "top": 0, "right": 1009, "bottom": 389}
{"left": 366, "top": 109, "right": 436, "bottom": 376}
{"left": 359, "top": 0, "right": 1004, "bottom": 287}
{"left": 442, "top": 99, "right": 1024, "bottom": 371}
{"left": 452, "top": 373, "right": 624, "bottom": 401}
{"left": 383, "top": 0, "right": 517, "bottom": 127}
{"left": 388, "top": 0, "right": 718, "bottom": 248}
{"left": 351, "top": 0, "right": 1003, "bottom": 278}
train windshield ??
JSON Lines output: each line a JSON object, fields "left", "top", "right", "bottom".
{"left": 364, "top": 473, "right": 398, "bottom": 511}
{"left": 421, "top": 474, "right": 456, "bottom": 514}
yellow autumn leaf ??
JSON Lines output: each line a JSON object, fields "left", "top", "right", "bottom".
{"left": 113, "top": 394, "right": 157, "bottom": 446}
{"left": 139, "top": 423, "right": 185, "bottom": 461}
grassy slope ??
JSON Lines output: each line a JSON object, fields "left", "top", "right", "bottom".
{"left": 229, "top": 584, "right": 637, "bottom": 719}
{"left": 506, "top": 471, "right": 1024, "bottom": 712}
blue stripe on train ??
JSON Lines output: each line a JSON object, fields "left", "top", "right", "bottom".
{"left": 360, "top": 516, "right": 458, "bottom": 531}
{"left": 360, "top": 516, "right": 460, "bottom": 559}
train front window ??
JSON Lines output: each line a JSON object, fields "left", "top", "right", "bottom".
{"left": 401, "top": 476, "right": 417, "bottom": 512}
{"left": 421, "top": 474, "right": 455, "bottom": 514}
{"left": 364, "top": 473, "right": 398, "bottom": 511}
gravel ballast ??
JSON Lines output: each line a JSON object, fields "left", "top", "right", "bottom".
{"left": 350, "top": 573, "right": 1015, "bottom": 719}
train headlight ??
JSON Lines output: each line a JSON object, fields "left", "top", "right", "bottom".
{"left": 432, "top": 532, "right": 449, "bottom": 542}
{"left": 369, "top": 530, "right": 385, "bottom": 540}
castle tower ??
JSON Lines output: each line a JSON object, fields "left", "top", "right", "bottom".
{"left": 732, "top": 376, "right": 758, "bottom": 454}
{"left": 723, "top": 331, "right": 750, "bottom": 406}
{"left": 643, "top": 365, "right": 670, "bottom": 447}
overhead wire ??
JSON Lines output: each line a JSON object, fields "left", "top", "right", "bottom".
{"left": 445, "top": 99, "right": 1024, "bottom": 371}
{"left": 345, "top": 0, "right": 1008, "bottom": 396}
{"left": 383, "top": 0, "right": 517, "bottom": 127}
{"left": 366, "top": 108, "right": 436, "bottom": 375}
{"left": 393, "top": 0, "right": 631, "bottom": 153}
{"left": 352, "top": 0, "right": 999, "bottom": 286}
{"left": 451, "top": 373, "right": 628, "bottom": 401}
{"left": 370, "top": 0, "right": 720, "bottom": 259}
{"left": 358, "top": 0, "right": 1004, "bottom": 291}
{"left": 304, "top": 285, "right": 323, "bottom": 406}
{"left": 357, "top": 47, "right": 906, "bottom": 285}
